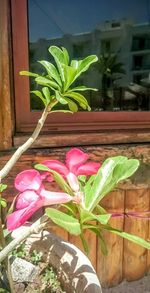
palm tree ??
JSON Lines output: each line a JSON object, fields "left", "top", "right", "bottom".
{"left": 97, "top": 54, "right": 126, "bottom": 109}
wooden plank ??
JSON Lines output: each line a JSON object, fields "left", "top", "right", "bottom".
{"left": 69, "top": 229, "right": 97, "bottom": 270}
{"left": 123, "top": 188, "right": 149, "bottom": 281}
{"left": 14, "top": 130, "right": 150, "bottom": 148}
{"left": 97, "top": 189, "right": 124, "bottom": 287}
{"left": 0, "top": 0, "right": 13, "bottom": 150}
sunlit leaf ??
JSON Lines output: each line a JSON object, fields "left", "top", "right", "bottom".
{"left": 55, "top": 91, "right": 68, "bottom": 104}
{"left": 105, "top": 225, "right": 150, "bottom": 249}
{"left": 68, "top": 86, "right": 98, "bottom": 92}
{"left": 19, "top": 71, "right": 39, "bottom": 77}
{"left": 38, "top": 61, "right": 62, "bottom": 86}
{"left": 30, "top": 90, "right": 46, "bottom": 106}
{"left": 46, "top": 208, "right": 81, "bottom": 235}
{"left": 85, "top": 156, "right": 139, "bottom": 212}
{"left": 42, "top": 87, "right": 51, "bottom": 105}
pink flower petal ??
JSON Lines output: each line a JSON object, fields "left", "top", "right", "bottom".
{"left": 66, "top": 148, "right": 89, "bottom": 173}
{"left": 40, "top": 189, "right": 72, "bottom": 205}
{"left": 42, "top": 160, "right": 68, "bottom": 176}
{"left": 16, "top": 190, "right": 41, "bottom": 209}
{"left": 15, "top": 169, "right": 42, "bottom": 192}
{"left": 41, "top": 172, "right": 53, "bottom": 182}
{"left": 66, "top": 172, "right": 80, "bottom": 192}
{"left": 7, "top": 201, "right": 42, "bottom": 231}
{"left": 76, "top": 162, "right": 101, "bottom": 176}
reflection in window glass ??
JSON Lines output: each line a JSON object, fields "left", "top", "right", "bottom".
{"left": 28, "top": 0, "right": 150, "bottom": 111}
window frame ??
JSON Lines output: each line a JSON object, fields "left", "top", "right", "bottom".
{"left": 11, "top": 0, "right": 150, "bottom": 135}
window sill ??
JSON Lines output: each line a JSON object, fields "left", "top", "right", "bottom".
{"left": 13, "top": 129, "right": 150, "bottom": 148}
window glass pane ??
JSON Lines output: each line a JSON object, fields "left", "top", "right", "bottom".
{"left": 28, "top": 0, "right": 150, "bottom": 111}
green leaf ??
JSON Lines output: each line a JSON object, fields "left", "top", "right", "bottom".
{"left": 71, "top": 60, "right": 79, "bottom": 69}
{"left": 63, "top": 64, "right": 77, "bottom": 91}
{"left": 75, "top": 55, "right": 98, "bottom": 79}
{"left": 68, "top": 86, "right": 98, "bottom": 92}
{"left": 35, "top": 76, "right": 60, "bottom": 90}
{"left": 49, "top": 46, "right": 68, "bottom": 65}
{"left": 0, "top": 198, "right": 7, "bottom": 208}
{"left": 85, "top": 156, "right": 139, "bottom": 212}
{"left": 80, "top": 209, "right": 111, "bottom": 225}
{"left": 48, "top": 46, "right": 65, "bottom": 81}
{"left": 19, "top": 71, "right": 39, "bottom": 77}
{"left": 62, "top": 47, "right": 69, "bottom": 65}
{"left": 105, "top": 225, "right": 150, "bottom": 250}
{"left": 113, "top": 159, "right": 139, "bottom": 183}
{"left": 65, "top": 98, "right": 78, "bottom": 112}
{"left": 0, "top": 184, "right": 7, "bottom": 192}
{"left": 84, "top": 224, "right": 108, "bottom": 255}
{"left": 34, "top": 164, "right": 74, "bottom": 195}
{"left": 80, "top": 233, "right": 89, "bottom": 255}
{"left": 34, "top": 164, "right": 51, "bottom": 172}
{"left": 42, "top": 87, "right": 51, "bottom": 105}
{"left": 46, "top": 208, "right": 81, "bottom": 235}
{"left": 64, "top": 92, "right": 90, "bottom": 110}
{"left": 55, "top": 91, "right": 68, "bottom": 104}
{"left": 30, "top": 90, "right": 46, "bottom": 106}
{"left": 38, "top": 61, "right": 62, "bottom": 86}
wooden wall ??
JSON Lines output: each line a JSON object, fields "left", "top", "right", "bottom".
{"left": 0, "top": 0, "right": 13, "bottom": 150}
{"left": 0, "top": 145, "right": 150, "bottom": 288}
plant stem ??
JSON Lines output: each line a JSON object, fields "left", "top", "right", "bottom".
{"left": 0, "top": 215, "right": 49, "bottom": 263}
{"left": 0, "top": 104, "right": 51, "bottom": 180}
{"left": 0, "top": 203, "right": 15, "bottom": 293}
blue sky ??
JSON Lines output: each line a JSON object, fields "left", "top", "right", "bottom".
{"left": 28, "top": 0, "right": 150, "bottom": 41}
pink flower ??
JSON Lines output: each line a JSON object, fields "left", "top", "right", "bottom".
{"left": 42, "top": 148, "right": 100, "bottom": 192}
{"left": 7, "top": 169, "right": 72, "bottom": 231}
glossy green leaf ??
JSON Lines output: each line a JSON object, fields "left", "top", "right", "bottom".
{"left": 0, "top": 198, "right": 7, "bottom": 208}
{"left": 64, "top": 92, "right": 90, "bottom": 110}
{"left": 85, "top": 156, "right": 139, "bottom": 212}
{"left": 19, "top": 71, "right": 39, "bottom": 77}
{"left": 48, "top": 46, "right": 65, "bottom": 81}
{"left": 71, "top": 60, "right": 79, "bottom": 69}
{"left": 55, "top": 91, "right": 68, "bottom": 104}
{"left": 38, "top": 61, "right": 62, "bottom": 86}
{"left": 46, "top": 208, "right": 81, "bottom": 235}
{"left": 68, "top": 86, "right": 98, "bottom": 92}
{"left": 35, "top": 76, "right": 60, "bottom": 90}
{"left": 76, "top": 55, "right": 98, "bottom": 79}
{"left": 65, "top": 98, "right": 78, "bottom": 112}
{"left": 42, "top": 87, "right": 51, "bottom": 105}
{"left": 80, "top": 233, "right": 89, "bottom": 255}
{"left": 80, "top": 209, "right": 111, "bottom": 225}
{"left": 105, "top": 225, "right": 150, "bottom": 250}
{"left": 63, "top": 64, "right": 77, "bottom": 91}
{"left": 0, "top": 184, "right": 7, "bottom": 193}
{"left": 113, "top": 159, "right": 139, "bottom": 183}
{"left": 83, "top": 224, "right": 108, "bottom": 255}
{"left": 62, "top": 47, "right": 69, "bottom": 65}
{"left": 30, "top": 90, "right": 46, "bottom": 106}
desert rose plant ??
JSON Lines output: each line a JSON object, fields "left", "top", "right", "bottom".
{"left": 0, "top": 46, "right": 150, "bottom": 293}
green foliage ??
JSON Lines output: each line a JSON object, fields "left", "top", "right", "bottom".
{"left": 42, "top": 155, "right": 150, "bottom": 254}
{"left": 0, "top": 289, "right": 9, "bottom": 293}
{"left": 0, "top": 198, "right": 7, "bottom": 208}
{"left": 0, "top": 184, "right": 7, "bottom": 193}
{"left": 84, "top": 156, "right": 139, "bottom": 211}
{"left": 30, "top": 249, "right": 42, "bottom": 265}
{"left": 20, "top": 46, "right": 98, "bottom": 111}
{"left": 0, "top": 184, "right": 7, "bottom": 208}
{"left": 46, "top": 208, "right": 81, "bottom": 235}
{"left": 43, "top": 266, "right": 62, "bottom": 293}
{"left": 11, "top": 243, "right": 26, "bottom": 259}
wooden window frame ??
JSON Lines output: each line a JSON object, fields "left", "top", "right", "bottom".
{"left": 11, "top": 0, "right": 150, "bottom": 141}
